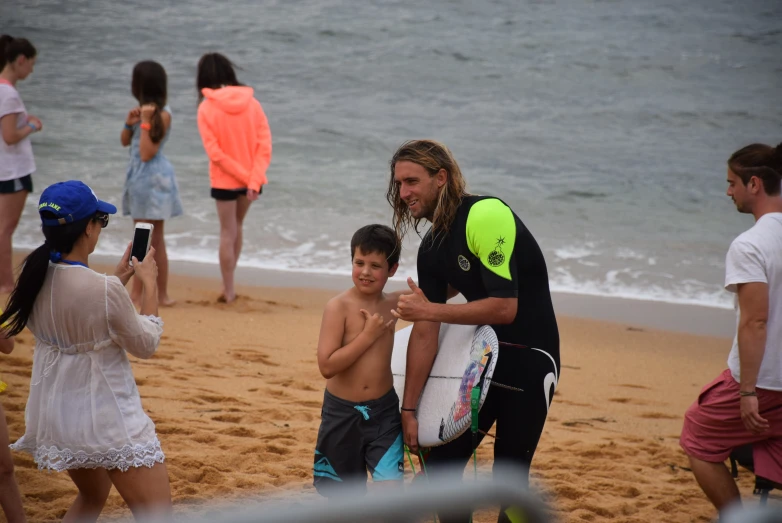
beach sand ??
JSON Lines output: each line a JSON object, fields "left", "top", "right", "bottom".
{"left": 1, "top": 256, "right": 779, "bottom": 522}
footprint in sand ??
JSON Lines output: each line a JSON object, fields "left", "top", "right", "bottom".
{"left": 609, "top": 397, "right": 649, "bottom": 405}
{"left": 219, "top": 426, "right": 257, "bottom": 438}
{"left": 26, "top": 488, "right": 74, "bottom": 503}
{"left": 156, "top": 425, "right": 195, "bottom": 436}
{"left": 267, "top": 378, "right": 320, "bottom": 392}
{"left": 191, "top": 434, "right": 218, "bottom": 444}
{"left": 161, "top": 336, "right": 194, "bottom": 345}
{"left": 258, "top": 434, "right": 298, "bottom": 443}
{"left": 212, "top": 414, "right": 243, "bottom": 423}
{"left": 557, "top": 399, "right": 591, "bottom": 407}
{"left": 639, "top": 412, "right": 679, "bottom": 420}
{"left": 2, "top": 368, "right": 30, "bottom": 378}
{"left": 231, "top": 350, "right": 280, "bottom": 366}
{"left": 265, "top": 444, "right": 291, "bottom": 455}
{"left": 553, "top": 485, "right": 588, "bottom": 501}
{"left": 3, "top": 356, "right": 29, "bottom": 368}
{"left": 264, "top": 388, "right": 291, "bottom": 399}
{"left": 197, "top": 394, "right": 249, "bottom": 405}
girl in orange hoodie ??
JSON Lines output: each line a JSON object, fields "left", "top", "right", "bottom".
{"left": 196, "top": 53, "right": 272, "bottom": 303}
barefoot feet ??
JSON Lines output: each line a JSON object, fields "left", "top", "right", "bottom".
{"left": 159, "top": 295, "right": 177, "bottom": 307}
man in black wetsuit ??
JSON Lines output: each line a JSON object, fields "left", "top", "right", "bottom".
{"left": 388, "top": 140, "right": 560, "bottom": 523}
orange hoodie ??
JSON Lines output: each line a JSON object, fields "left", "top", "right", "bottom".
{"left": 197, "top": 86, "right": 272, "bottom": 192}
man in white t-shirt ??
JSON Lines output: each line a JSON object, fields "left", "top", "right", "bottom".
{"left": 681, "top": 141, "right": 782, "bottom": 514}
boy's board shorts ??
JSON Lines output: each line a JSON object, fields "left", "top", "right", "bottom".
{"left": 314, "top": 387, "right": 404, "bottom": 496}
{"left": 680, "top": 369, "right": 782, "bottom": 484}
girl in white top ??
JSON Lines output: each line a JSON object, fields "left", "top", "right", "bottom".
{"left": 0, "top": 35, "right": 41, "bottom": 294}
{"left": 0, "top": 180, "right": 172, "bottom": 522}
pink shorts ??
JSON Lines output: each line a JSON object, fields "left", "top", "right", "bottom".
{"left": 680, "top": 369, "right": 782, "bottom": 484}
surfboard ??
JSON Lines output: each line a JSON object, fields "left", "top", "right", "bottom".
{"left": 391, "top": 323, "right": 499, "bottom": 448}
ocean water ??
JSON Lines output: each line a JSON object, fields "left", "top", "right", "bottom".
{"left": 4, "top": 0, "right": 780, "bottom": 309}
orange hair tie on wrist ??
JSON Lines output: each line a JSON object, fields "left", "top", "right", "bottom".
{"left": 140, "top": 122, "right": 151, "bottom": 131}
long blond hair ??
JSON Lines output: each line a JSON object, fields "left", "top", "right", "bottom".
{"left": 386, "top": 140, "right": 469, "bottom": 241}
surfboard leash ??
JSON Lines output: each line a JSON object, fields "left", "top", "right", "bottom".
{"left": 402, "top": 386, "right": 483, "bottom": 523}
{"left": 404, "top": 445, "right": 438, "bottom": 523}
{"left": 469, "top": 386, "right": 482, "bottom": 523}
{"left": 404, "top": 445, "right": 416, "bottom": 476}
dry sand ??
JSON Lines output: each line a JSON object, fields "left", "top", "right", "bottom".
{"left": 1, "top": 261, "right": 780, "bottom": 522}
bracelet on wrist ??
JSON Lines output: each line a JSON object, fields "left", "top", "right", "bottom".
{"left": 123, "top": 123, "right": 134, "bottom": 131}
{"left": 739, "top": 390, "right": 757, "bottom": 397}
{"left": 401, "top": 407, "right": 416, "bottom": 412}
{"left": 140, "top": 122, "right": 151, "bottom": 131}
{"left": 28, "top": 122, "right": 37, "bottom": 132}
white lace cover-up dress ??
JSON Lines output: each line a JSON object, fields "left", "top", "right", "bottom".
{"left": 10, "top": 262, "right": 166, "bottom": 472}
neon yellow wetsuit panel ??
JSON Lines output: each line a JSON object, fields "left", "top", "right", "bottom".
{"left": 465, "top": 197, "right": 517, "bottom": 281}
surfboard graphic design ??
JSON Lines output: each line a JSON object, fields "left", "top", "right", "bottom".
{"left": 438, "top": 326, "right": 498, "bottom": 442}
{"left": 392, "top": 323, "right": 499, "bottom": 447}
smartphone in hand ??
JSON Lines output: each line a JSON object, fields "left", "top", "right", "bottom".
{"left": 129, "top": 223, "right": 154, "bottom": 266}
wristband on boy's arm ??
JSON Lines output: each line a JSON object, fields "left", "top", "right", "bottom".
{"left": 140, "top": 122, "right": 151, "bottom": 131}
{"left": 123, "top": 123, "right": 133, "bottom": 131}
{"left": 401, "top": 407, "right": 417, "bottom": 412}
{"left": 27, "top": 122, "right": 37, "bottom": 132}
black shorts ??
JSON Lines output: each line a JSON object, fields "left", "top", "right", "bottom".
{"left": 313, "top": 388, "right": 404, "bottom": 496}
{"left": 0, "top": 174, "right": 33, "bottom": 194}
{"left": 210, "top": 186, "right": 262, "bottom": 201}
{"left": 419, "top": 343, "right": 560, "bottom": 523}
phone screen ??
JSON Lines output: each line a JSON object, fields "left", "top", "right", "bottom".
{"left": 131, "top": 228, "right": 151, "bottom": 262}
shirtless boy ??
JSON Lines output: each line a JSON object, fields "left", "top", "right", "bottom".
{"left": 313, "top": 224, "right": 406, "bottom": 496}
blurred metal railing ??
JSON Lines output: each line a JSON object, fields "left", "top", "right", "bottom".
{"left": 722, "top": 504, "right": 782, "bottom": 523}
{"left": 117, "top": 463, "right": 782, "bottom": 523}
{"left": 184, "top": 466, "right": 551, "bottom": 523}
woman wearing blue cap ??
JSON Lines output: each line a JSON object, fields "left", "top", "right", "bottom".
{"left": 0, "top": 181, "right": 172, "bottom": 521}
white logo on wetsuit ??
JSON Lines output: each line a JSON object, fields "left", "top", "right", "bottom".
{"left": 458, "top": 255, "right": 470, "bottom": 271}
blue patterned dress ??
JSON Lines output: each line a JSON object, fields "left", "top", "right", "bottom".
{"left": 122, "top": 105, "right": 183, "bottom": 220}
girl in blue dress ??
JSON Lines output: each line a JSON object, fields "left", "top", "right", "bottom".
{"left": 120, "top": 61, "right": 182, "bottom": 306}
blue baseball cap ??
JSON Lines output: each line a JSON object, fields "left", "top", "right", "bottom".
{"left": 38, "top": 181, "right": 117, "bottom": 227}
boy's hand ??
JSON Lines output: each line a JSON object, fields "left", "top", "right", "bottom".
{"left": 359, "top": 309, "right": 395, "bottom": 342}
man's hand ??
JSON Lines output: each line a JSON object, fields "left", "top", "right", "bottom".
{"left": 114, "top": 241, "right": 135, "bottom": 286}
{"left": 402, "top": 410, "right": 420, "bottom": 453}
{"left": 392, "top": 278, "right": 431, "bottom": 322}
{"left": 247, "top": 188, "right": 260, "bottom": 201}
{"left": 740, "top": 395, "right": 770, "bottom": 434}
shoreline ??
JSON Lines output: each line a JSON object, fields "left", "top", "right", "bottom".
{"left": 11, "top": 248, "right": 736, "bottom": 339}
